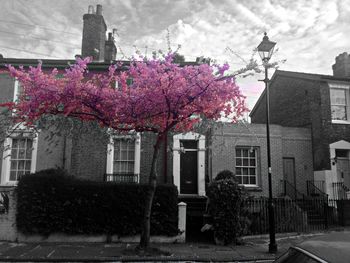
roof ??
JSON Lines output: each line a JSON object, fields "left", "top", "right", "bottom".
{"left": 0, "top": 57, "right": 200, "bottom": 72}
{"left": 0, "top": 57, "right": 129, "bottom": 71}
{"left": 249, "top": 69, "right": 350, "bottom": 117}
{"left": 294, "top": 231, "right": 350, "bottom": 263}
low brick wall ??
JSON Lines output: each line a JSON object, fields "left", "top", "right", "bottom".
{"left": 0, "top": 187, "right": 186, "bottom": 243}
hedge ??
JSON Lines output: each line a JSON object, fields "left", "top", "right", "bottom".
{"left": 16, "top": 169, "right": 178, "bottom": 236}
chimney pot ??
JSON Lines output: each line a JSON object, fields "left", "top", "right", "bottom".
{"left": 108, "top": 32, "right": 113, "bottom": 41}
{"left": 96, "top": 4, "right": 102, "bottom": 15}
{"left": 88, "top": 5, "right": 94, "bottom": 14}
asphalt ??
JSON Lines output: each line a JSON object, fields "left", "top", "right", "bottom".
{"left": 0, "top": 233, "right": 325, "bottom": 262}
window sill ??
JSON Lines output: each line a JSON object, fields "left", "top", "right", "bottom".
{"left": 332, "top": 120, "right": 350, "bottom": 124}
{"left": 241, "top": 185, "right": 262, "bottom": 192}
{"left": 0, "top": 182, "right": 18, "bottom": 187}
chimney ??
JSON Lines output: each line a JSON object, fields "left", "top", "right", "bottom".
{"left": 104, "top": 32, "right": 117, "bottom": 62}
{"left": 332, "top": 52, "right": 350, "bottom": 78}
{"left": 81, "top": 4, "right": 107, "bottom": 62}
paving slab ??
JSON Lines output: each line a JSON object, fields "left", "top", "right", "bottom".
{"left": 0, "top": 233, "right": 323, "bottom": 262}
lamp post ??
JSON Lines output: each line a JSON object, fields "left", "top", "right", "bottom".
{"left": 257, "top": 32, "right": 277, "bottom": 253}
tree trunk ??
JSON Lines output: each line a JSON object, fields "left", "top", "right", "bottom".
{"left": 138, "top": 134, "right": 162, "bottom": 250}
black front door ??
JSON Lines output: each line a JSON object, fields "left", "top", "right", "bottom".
{"left": 180, "top": 140, "right": 198, "bottom": 194}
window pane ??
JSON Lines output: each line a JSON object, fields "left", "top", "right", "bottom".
{"left": 128, "top": 149, "right": 135, "bottom": 160}
{"left": 18, "top": 149, "right": 25, "bottom": 159}
{"left": 25, "top": 148, "right": 32, "bottom": 159}
{"left": 249, "top": 150, "right": 255, "bottom": 157}
{"left": 121, "top": 150, "right": 128, "bottom": 160}
{"left": 26, "top": 139, "right": 33, "bottom": 149}
{"left": 9, "top": 171, "right": 17, "bottom": 181}
{"left": 235, "top": 149, "right": 240, "bottom": 156}
{"left": 113, "top": 138, "right": 136, "bottom": 175}
{"left": 235, "top": 147, "right": 258, "bottom": 186}
{"left": 250, "top": 176, "right": 256, "bottom": 185}
{"left": 10, "top": 160, "right": 17, "bottom": 170}
{"left": 18, "top": 160, "right": 25, "bottom": 170}
{"left": 9, "top": 137, "right": 33, "bottom": 182}
{"left": 18, "top": 139, "right": 26, "bottom": 148}
{"left": 12, "top": 139, "right": 18, "bottom": 148}
{"left": 331, "top": 105, "right": 347, "bottom": 120}
{"left": 243, "top": 149, "right": 248, "bottom": 157}
{"left": 11, "top": 149, "right": 18, "bottom": 158}
{"left": 330, "top": 89, "right": 346, "bottom": 105}
{"left": 243, "top": 176, "right": 249, "bottom": 184}
{"left": 243, "top": 159, "right": 249, "bottom": 166}
{"left": 113, "top": 162, "right": 121, "bottom": 173}
{"left": 128, "top": 162, "right": 134, "bottom": 173}
{"left": 249, "top": 168, "right": 256, "bottom": 175}
{"left": 25, "top": 160, "right": 31, "bottom": 171}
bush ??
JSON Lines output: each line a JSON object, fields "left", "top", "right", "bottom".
{"left": 16, "top": 169, "right": 178, "bottom": 236}
{"left": 214, "top": 170, "right": 236, "bottom": 181}
{"left": 207, "top": 171, "right": 250, "bottom": 245}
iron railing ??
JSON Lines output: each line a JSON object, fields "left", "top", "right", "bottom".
{"left": 307, "top": 180, "right": 328, "bottom": 199}
{"left": 104, "top": 173, "right": 139, "bottom": 183}
{"left": 279, "top": 180, "right": 305, "bottom": 199}
{"left": 332, "top": 182, "right": 350, "bottom": 200}
{"left": 246, "top": 198, "right": 339, "bottom": 235}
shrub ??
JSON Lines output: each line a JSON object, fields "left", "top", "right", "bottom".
{"left": 207, "top": 171, "right": 250, "bottom": 245}
{"left": 16, "top": 169, "right": 178, "bottom": 236}
{"left": 214, "top": 170, "right": 236, "bottom": 181}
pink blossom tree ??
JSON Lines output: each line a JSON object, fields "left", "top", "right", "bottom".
{"left": 5, "top": 53, "right": 247, "bottom": 249}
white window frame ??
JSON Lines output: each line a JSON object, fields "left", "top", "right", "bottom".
{"left": 329, "top": 83, "right": 350, "bottom": 124}
{"left": 235, "top": 146, "right": 259, "bottom": 187}
{"left": 1, "top": 130, "right": 38, "bottom": 186}
{"left": 106, "top": 133, "right": 141, "bottom": 183}
{"left": 1, "top": 80, "right": 38, "bottom": 185}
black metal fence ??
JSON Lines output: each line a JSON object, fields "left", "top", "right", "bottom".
{"left": 332, "top": 182, "right": 350, "bottom": 200}
{"left": 104, "top": 173, "right": 138, "bottom": 183}
{"left": 246, "top": 198, "right": 341, "bottom": 235}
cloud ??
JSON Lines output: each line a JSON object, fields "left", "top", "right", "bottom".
{"left": 0, "top": 0, "right": 349, "bottom": 109}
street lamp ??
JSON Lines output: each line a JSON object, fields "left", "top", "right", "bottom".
{"left": 257, "top": 32, "right": 277, "bottom": 253}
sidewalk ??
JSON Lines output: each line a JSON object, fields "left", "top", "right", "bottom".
{"left": 0, "top": 233, "right": 322, "bottom": 262}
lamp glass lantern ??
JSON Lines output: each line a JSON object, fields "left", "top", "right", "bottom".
{"left": 257, "top": 33, "right": 276, "bottom": 62}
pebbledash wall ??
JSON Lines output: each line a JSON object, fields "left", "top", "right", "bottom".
{"left": 210, "top": 123, "right": 314, "bottom": 197}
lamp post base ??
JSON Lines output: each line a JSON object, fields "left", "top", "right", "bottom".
{"left": 269, "top": 242, "right": 278, "bottom": 253}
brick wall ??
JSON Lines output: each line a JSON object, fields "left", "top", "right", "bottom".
{"left": 36, "top": 130, "right": 65, "bottom": 171}
{"left": 211, "top": 123, "right": 313, "bottom": 197}
{"left": 139, "top": 132, "right": 173, "bottom": 185}
{"left": 0, "top": 73, "right": 15, "bottom": 104}
{"left": 250, "top": 72, "right": 350, "bottom": 171}
{"left": 70, "top": 132, "right": 107, "bottom": 181}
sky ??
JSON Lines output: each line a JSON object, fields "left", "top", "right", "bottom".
{"left": 0, "top": 0, "right": 349, "bottom": 113}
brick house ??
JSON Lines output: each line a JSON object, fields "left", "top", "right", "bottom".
{"left": 0, "top": 5, "right": 315, "bottom": 202}
{"left": 210, "top": 123, "right": 313, "bottom": 198}
{"left": 250, "top": 53, "right": 350, "bottom": 199}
